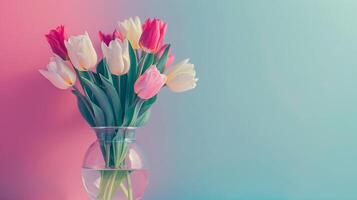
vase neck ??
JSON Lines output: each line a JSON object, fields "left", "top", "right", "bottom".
{"left": 93, "top": 127, "right": 136, "bottom": 143}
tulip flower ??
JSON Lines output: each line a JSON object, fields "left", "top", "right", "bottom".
{"left": 134, "top": 65, "right": 166, "bottom": 99}
{"left": 39, "top": 56, "right": 76, "bottom": 89}
{"left": 164, "top": 59, "right": 198, "bottom": 92}
{"left": 118, "top": 17, "right": 142, "bottom": 49}
{"left": 45, "top": 25, "right": 68, "bottom": 60}
{"left": 157, "top": 44, "right": 174, "bottom": 69}
{"left": 99, "top": 30, "right": 124, "bottom": 46}
{"left": 101, "top": 39, "right": 130, "bottom": 75}
{"left": 64, "top": 32, "right": 97, "bottom": 71}
{"left": 139, "top": 18, "right": 167, "bottom": 53}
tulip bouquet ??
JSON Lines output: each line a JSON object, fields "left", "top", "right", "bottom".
{"left": 39, "top": 17, "right": 197, "bottom": 200}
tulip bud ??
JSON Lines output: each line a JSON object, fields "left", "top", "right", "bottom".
{"left": 134, "top": 65, "right": 166, "bottom": 99}
{"left": 164, "top": 59, "right": 198, "bottom": 93}
{"left": 139, "top": 18, "right": 167, "bottom": 53}
{"left": 39, "top": 56, "right": 76, "bottom": 89}
{"left": 45, "top": 25, "right": 68, "bottom": 60}
{"left": 64, "top": 32, "right": 97, "bottom": 71}
{"left": 99, "top": 30, "right": 124, "bottom": 46}
{"left": 101, "top": 39, "right": 130, "bottom": 75}
{"left": 118, "top": 17, "right": 142, "bottom": 49}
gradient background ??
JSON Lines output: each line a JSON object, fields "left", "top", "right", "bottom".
{"left": 1, "top": 0, "right": 357, "bottom": 199}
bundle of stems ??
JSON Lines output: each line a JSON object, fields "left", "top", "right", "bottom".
{"left": 70, "top": 42, "right": 170, "bottom": 200}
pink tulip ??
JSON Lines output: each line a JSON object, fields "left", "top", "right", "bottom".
{"left": 134, "top": 65, "right": 166, "bottom": 99}
{"left": 99, "top": 30, "right": 124, "bottom": 46}
{"left": 157, "top": 44, "right": 175, "bottom": 69}
{"left": 139, "top": 18, "right": 167, "bottom": 53}
{"left": 45, "top": 25, "right": 69, "bottom": 60}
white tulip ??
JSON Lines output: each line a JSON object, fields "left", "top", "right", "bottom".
{"left": 164, "top": 59, "right": 198, "bottom": 93}
{"left": 64, "top": 32, "right": 97, "bottom": 71}
{"left": 101, "top": 39, "right": 130, "bottom": 75}
{"left": 118, "top": 16, "right": 142, "bottom": 49}
{"left": 39, "top": 56, "right": 76, "bottom": 89}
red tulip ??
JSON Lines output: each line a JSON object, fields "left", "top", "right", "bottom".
{"left": 99, "top": 30, "right": 124, "bottom": 46}
{"left": 45, "top": 25, "right": 69, "bottom": 60}
{"left": 139, "top": 18, "right": 167, "bottom": 53}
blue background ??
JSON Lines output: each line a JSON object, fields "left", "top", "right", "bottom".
{"left": 141, "top": 0, "right": 357, "bottom": 199}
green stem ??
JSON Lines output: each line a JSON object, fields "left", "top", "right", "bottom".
{"left": 71, "top": 86, "right": 95, "bottom": 122}
{"left": 105, "top": 143, "right": 111, "bottom": 168}
{"left": 98, "top": 171, "right": 113, "bottom": 200}
{"left": 98, "top": 130, "right": 132, "bottom": 200}
{"left": 120, "top": 182, "right": 129, "bottom": 198}
{"left": 129, "top": 99, "right": 144, "bottom": 126}
{"left": 88, "top": 71, "right": 97, "bottom": 84}
{"left": 99, "top": 170, "right": 127, "bottom": 200}
{"left": 116, "top": 76, "right": 123, "bottom": 125}
{"left": 136, "top": 52, "right": 147, "bottom": 77}
{"left": 105, "top": 171, "right": 118, "bottom": 200}
{"left": 127, "top": 172, "right": 133, "bottom": 200}
{"left": 135, "top": 49, "right": 140, "bottom": 63}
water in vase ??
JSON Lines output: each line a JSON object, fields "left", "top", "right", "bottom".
{"left": 82, "top": 168, "right": 149, "bottom": 200}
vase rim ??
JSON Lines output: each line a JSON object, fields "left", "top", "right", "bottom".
{"left": 92, "top": 126, "right": 137, "bottom": 130}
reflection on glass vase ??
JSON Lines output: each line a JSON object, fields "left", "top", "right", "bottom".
{"left": 82, "top": 127, "right": 148, "bottom": 200}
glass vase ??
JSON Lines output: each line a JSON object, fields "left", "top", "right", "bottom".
{"left": 82, "top": 127, "right": 148, "bottom": 200}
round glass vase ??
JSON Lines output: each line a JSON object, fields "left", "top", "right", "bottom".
{"left": 82, "top": 127, "right": 148, "bottom": 200}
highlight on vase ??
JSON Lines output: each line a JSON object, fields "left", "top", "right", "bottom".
{"left": 39, "top": 16, "right": 198, "bottom": 200}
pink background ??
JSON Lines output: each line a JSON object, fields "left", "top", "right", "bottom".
{"left": 0, "top": 0, "right": 175, "bottom": 199}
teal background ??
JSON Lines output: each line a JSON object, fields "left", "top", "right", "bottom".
{"left": 142, "top": 0, "right": 357, "bottom": 199}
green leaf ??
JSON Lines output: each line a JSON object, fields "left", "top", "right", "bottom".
{"left": 97, "top": 59, "right": 113, "bottom": 83}
{"left": 79, "top": 70, "right": 97, "bottom": 85}
{"left": 72, "top": 89, "right": 95, "bottom": 126}
{"left": 90, "top": 101, "right": 106, "bottom": 126}
{"left": 134, "top": 109, "right": 151, "bottom": 127}
{"left": 78, "top": 70, "right": 91, "bottom": 80}
{"left": 75, "top": 70, "right": 92, "bottom": 97}
{"left": 139, "top": 95, "right": 157, "bottom": 116}
{"left": 99, "top": 74, "right": 123, "bottom": 126}
{"left": 81, "top": 77, "right": 114, "bottom": 126}
{"left": 128, "top": 42, "right": 137, "bottom": 74}
{"left": 142, "top": 53, "right": 155, "bottom": 74}
{"left": 125, "top": 42, "right": 138, "bottom": 107}
{"left": 119, "top": 74, "right": 127, "bottom": 112}
{"left": 122, "top": 102, "right": 136, "bottom": 126}
{"left": 111, "top": 75, "right": 119, "bottom": 94}
{"left": 123, "top": 99, "right": 144, "bottom": 126}
{"left": 76, "top": 70, "right": 101, "bottom": 106}
{"left": 93, "top": 72, "right": 103, "bottom": 87}
{"left": 156, "top": 44, "right": 170, "bottom": 73}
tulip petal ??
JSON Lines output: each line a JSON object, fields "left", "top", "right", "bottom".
{"left": 65, "top": 32, "right": 97, "bottom": 71}
{"left": 139, "top": 18, "right": 167, "bottom": 53}
{"left": 134, "top": 66, "right": 166, "bottom": 99}
{"left": 101, "top": 39, "right": 130, "bottom": 75}
{"left": 164, "top": 59, "right": 197, "bottom": 93}
{"left": 39, "top": 69, "right": 69, "bottom": 89}
{"left": 118, "top": 17, "right": 142, "bottom": 49}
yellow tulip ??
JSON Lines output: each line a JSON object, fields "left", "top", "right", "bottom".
{"left": 101, "top": 39, "right": 130, "bottom": 75}
{"left": 164, "top": 59, "right": 198, "bottom": 92}
{"left": 118, "top": 17, "right": 142, "bottom": 49}
{"left": 65, "top": 32, "right": 97, "bottom": 71}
